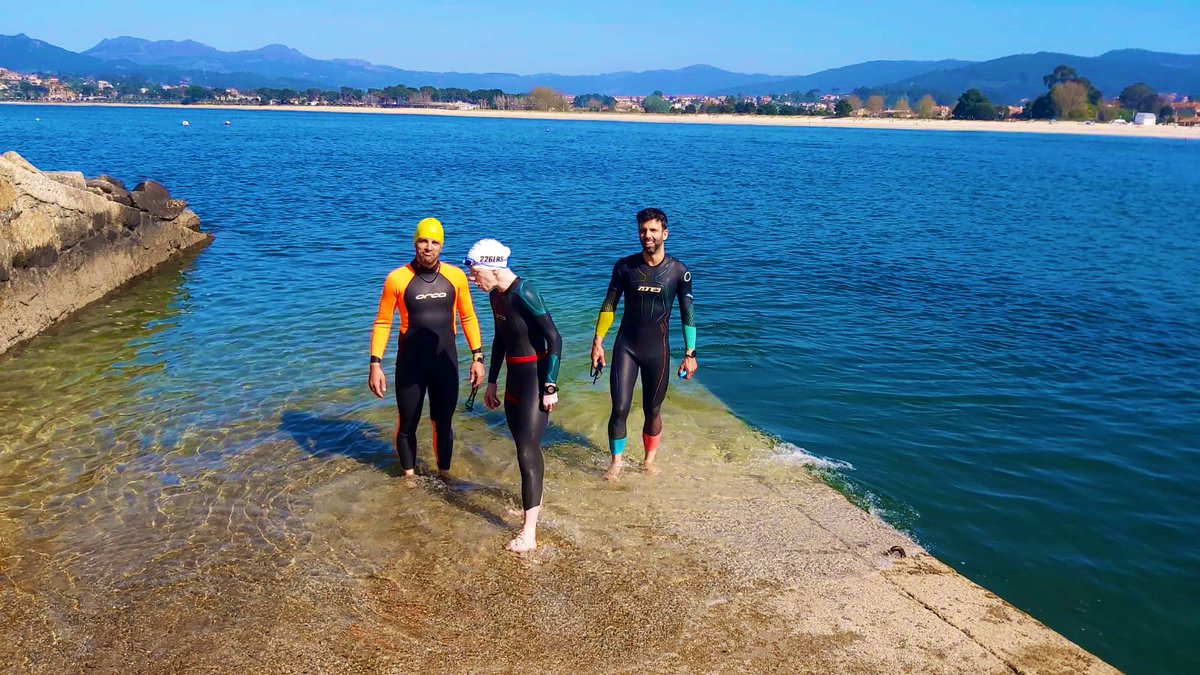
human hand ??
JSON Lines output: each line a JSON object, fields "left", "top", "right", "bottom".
{"left": 590, "top": 340, "right": 606, "bottom": 370}
{"left": 368, "top": 364, "right": 387, "bottom": 398}
{"left": 678, "top": 355, "right": 698, "bottom": 380}
{"left": 469, "top": 361, "right": 485, "bottom": 388}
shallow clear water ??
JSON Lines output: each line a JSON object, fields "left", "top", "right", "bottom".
{"left": 2, "top": 104, "right": 1198, "bottom": 672}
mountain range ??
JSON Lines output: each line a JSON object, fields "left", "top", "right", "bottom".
{"left": 2, "top": 33, "right": 1198, "bottom": 103}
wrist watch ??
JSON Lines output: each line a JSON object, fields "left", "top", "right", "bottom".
{"left": 472, "top": 351, "right": 485, "bottom": 363}
{"left": 685, "top": 350, "right": 698, "bottom": 359}
{"left": 543, "top": 383, "right": 559, "bottom": 395}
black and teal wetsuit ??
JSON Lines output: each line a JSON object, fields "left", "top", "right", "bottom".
{"left": 595, "top": 253, "right": 695, "bottom": 455}
{"left": 489, "top": 278, "right": 562, "bottom": 510}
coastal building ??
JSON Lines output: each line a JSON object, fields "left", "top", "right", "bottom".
{"left": 47, "top": 81, "right": 77, "bottom": 101}
{"left": 1134, "top": 112, "right": 1157, "bottom": 126}
{"left": 1171, "top": 101, "right": 1200, "bottom": 125}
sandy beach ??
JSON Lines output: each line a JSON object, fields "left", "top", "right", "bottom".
{"left": 8, "top": 100, "right": 1199, "bottom": 140}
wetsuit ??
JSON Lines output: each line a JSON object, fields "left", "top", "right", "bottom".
{"left": 371, "top": 260, "right": 482, "bottom": 471}
{"left": 488, "top": 278, "right": 562, "bottom": 510}
{"left": 595, "top": 253, "right": 695, "bottom": 456}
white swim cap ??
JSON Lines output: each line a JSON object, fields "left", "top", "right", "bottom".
{"left": 464, "top": 238, "right": 511, "bottom": 270}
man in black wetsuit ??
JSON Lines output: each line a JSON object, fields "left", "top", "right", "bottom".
{"left": 464, "top": 238, "right": 562, "bottom": 553}
{"left": 590, "top": 208, "right": 697, "bottom": 480}
{"left": 368, "top": 217, "right": 485, "bottom": 483}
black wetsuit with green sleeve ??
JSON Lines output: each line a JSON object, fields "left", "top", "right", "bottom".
{"left": 488, "top": 278, "right": 562, "bottom": 510}
{"left": 595, "top": 253, "right": 695, "bottom": 453}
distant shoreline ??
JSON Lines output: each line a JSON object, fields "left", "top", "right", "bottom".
{"left": 6, "top": 100, "right": 1198, "bottom": 140}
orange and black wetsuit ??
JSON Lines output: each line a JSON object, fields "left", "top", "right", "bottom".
{"left": 594, "top": 253, "right": 695, "bottom": 456}
{"left": 488, "top": 278, "right": 562, "bottom": 510}
{"left": 371, "top": 260, "right": 482, "bottom": 472}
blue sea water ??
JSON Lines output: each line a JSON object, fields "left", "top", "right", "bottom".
{"left": 3, "top": 105, "right": 1199, "bottom": 672}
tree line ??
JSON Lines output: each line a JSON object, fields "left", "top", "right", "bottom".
{"left": 950, "top": 66, "right": 1188, "bottom": 122}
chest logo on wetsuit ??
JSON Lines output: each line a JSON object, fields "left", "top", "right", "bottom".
{"left": 636, "top": 285, "right": 662, "bottom": 293}
{"left": 415, "top": 292, "right": 448, "bottom": 300}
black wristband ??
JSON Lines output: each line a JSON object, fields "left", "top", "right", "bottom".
{"left": 370, "top": 356, "right": 383, "bottom": 365}
{"left": 685, "top": 350, "right": 697, "bottom": 358}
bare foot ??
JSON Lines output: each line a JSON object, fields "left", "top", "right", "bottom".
{"left": 505, "top": 534, "right": 537, "bottom": 553}
{"left": 643, "top": 462, "right": 661, "bottom": 476}
{"left": 436, "top": 469, "right": 452, "bottom": 485}
{"left": 403, "top": 472, "right": 419, "bottom": 488}
{"left": 603, "top": 459, "right": 624, "bottom": 481}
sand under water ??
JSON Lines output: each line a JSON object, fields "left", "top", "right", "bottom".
{"left": 0, "top": 260, "right": 1114, "bottom": 673}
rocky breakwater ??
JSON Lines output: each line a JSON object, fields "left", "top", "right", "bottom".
{"left": 0, "top": 151, "right": 212, "bottom": 355}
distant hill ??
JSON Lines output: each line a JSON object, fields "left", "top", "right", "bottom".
{"left": 0, "top": 33, "right": 107, "bottom": 74}
{"left": 873, "top": 49, "right": 1200, "bottom": 104}
{"left": 0, "top": 34, "right": 322, "bottom": 90}
{"left": 4, "top": 33, "right": 1198, "bottom": 101}
{"left": 82, "top": 37, "right": 789, "bottom": 93}
{"left": 712, "top": 59, "right": 976, "bottom": 96}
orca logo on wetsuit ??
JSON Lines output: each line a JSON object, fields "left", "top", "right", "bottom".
{"left": 415, "top": 292, "right": 448, "bottom": 300}
{"left": 636, "top": 285, "right": 662, "bottom": 293}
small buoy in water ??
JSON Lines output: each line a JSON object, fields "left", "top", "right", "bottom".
{"left": 35, "top": 117, "right": 40, "bottom": 122}
{"left": 182, "top": 120, "right": 190, "bottom": 127}
{"left": 224, "top": 120, "right": 231, "bottom": 126}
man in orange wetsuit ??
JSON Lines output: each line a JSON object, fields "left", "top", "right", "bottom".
{"left": 368, "top": 217, "right": 485, "bottom": 480}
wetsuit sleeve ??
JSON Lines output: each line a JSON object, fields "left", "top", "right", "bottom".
{"left": 678, "top": 264, "right": 696, "bottom": 352}
{"left": 488, "top": 315, "right": 507, "bottom": 384}
{"left": 594, "top": 262, "right": 622, "bottom": 339}
{"left": 452, "top": 270, "right": 484, "bottom": 353}
{"left": 516, "top": 280, "right": 562, "bottom": 384}
{"left": 370, "top": 270, "right": 403, "bottom": 361}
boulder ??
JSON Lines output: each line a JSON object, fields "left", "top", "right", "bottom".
{"left": 1, "top": 152, "right": 210, "bottom": 355}
{"left": 97, "top": 174, "right": 127, "bottom": 192}
{"left": 45, "top": 171, "right": 87, "bottom": 191}
{"left": 87, "top": 177, "right": 132, "bottom": 206}
{"left": 169, "top": 209, "right": 202, "bottom": 232}
{"left": 131, "top": 180, "right": 188, "bottom": 219}
{"left": 1, "top": 151, "right": 38, "bottom": 172}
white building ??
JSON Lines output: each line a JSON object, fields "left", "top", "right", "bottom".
{"left": 1134, "top": 112, "right": 1157, "bottom": 126}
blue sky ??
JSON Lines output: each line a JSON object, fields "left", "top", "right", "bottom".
{"left": 10, "top": 0, "right": 1199, "bottom": 75}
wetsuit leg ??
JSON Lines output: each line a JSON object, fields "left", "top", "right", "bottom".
{"left": 394, "top": 356, "right": 427, "bottom": 472}
{"left": 504, "top": 361, "right": 548, "bottom": 510}
{"left": 425, "top": 350, "right": 459, "bottom": 471}
{"left": 607, "top": 341, "right": 640, "bottom": 454}
{"left": 640, "top": 342, "right": 670, "bottom": 437}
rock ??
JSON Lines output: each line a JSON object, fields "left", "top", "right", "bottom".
{"left": 1, "top": 151, "right": 38, "bottom": 173}
{"left": 97, "top": 174, "right": 127, "bottom": 192}
{"left": 131, "top": 180, "right": 188, "bottom": 219}
{"left": 169, "top": 209, "right": 202, "bottom": 232}
{"left": 1, "top": 155, "right": 210, "bottom": 355}
{"left": 44, "top": 171, "right": 87, "bottom": 191}
{"left": 87, "top": 177, "right": 132, "bottom": 206}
